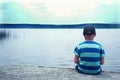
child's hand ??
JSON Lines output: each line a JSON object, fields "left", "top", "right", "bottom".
{"left": 74, "top": 55, "right": 79, "bottom": 64}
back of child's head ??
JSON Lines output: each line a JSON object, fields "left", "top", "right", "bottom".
{"left": 83, "top": 26, "right": 96, "bottom": 35}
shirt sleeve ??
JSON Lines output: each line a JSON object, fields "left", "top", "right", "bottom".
{"left": 100, "top": 46, "right": 105, "bottom": 57}
{"left": 74, "top": 46, "right": 80, "bottom": 57}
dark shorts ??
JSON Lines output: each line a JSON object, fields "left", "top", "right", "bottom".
{"left": 75, "top": 65, "right": 102, "bottom": 75}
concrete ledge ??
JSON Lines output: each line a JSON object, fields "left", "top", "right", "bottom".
{"left": 0, "top": 65, "right": 120, "bottom": 80}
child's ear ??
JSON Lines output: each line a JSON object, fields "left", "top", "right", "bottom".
{"left": 94, "top": 34, "right": 96, "bottom": 37}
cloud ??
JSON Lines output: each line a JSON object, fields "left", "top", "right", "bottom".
{"left": 39, "top": 0, "right": 119, "bottom": 17}
{"left": 40, "top": 0, "right": 99, "bottom": 17}
{"left": 0, "top": 0, "right": 119, "bottom": 24}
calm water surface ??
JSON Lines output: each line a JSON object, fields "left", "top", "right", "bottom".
{"left": 0, "top": 29, "right": 120, "bottom": 72}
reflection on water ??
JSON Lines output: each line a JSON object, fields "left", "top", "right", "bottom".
{"left": 0, "top": 30, "right": 10, "bottom": 40}
{"left": 0, "top": 29, "right": 120, "bottom": 72}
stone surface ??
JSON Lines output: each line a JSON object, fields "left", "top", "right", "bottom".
{"left": 0, "top": 65, "right": 120, "bottom": 80}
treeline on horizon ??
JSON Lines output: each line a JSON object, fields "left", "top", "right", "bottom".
{"left": 0, "top": 23, "right": 120, "bottom": 28}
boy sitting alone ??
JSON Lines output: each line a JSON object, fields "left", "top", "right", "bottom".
{"left": 74, "top": 26, "right": 105, "bottom": 75}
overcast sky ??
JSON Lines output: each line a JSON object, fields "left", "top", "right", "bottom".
{"left": 0, "top": 0, "right": 119, "bottom": 24}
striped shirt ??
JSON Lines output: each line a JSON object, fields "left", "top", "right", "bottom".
{"left": 74, "top": 41, "right": 105, "bottom": 74}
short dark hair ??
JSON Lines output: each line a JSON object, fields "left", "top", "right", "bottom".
{"left": 83, "top": 26, "right": 96, "bottom": 35}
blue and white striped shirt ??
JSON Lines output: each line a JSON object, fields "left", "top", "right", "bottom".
{"left": 74, "top": 41, "right": 105, "bottom": 74}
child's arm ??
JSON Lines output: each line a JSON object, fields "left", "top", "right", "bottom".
{"left": 74, "top": 55, "right": 79, "bottom": 64}
{"left": 100, "top": 57, "right": 104, "bottom": 65}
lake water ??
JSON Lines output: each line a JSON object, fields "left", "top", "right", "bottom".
{"left": 0, "top": 29, "right": 120, "bottom": 72}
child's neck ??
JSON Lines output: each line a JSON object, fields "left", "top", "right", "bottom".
{"left": 85, "top": 39, "right": 94, "bottom": 41}
{"left": 84, "top": 37, "right": 94, "bottom": 41}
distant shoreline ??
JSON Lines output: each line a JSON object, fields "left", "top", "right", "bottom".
{"left": 0, "top": 23, "right": 120, "bottom": 28}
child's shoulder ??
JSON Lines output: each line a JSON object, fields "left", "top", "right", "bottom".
{"left": 78, "top": 41, "right": 86, "bottom": 45}
{"left": 79, "top": 41, "right": 102, "bottom": 46}
{"left": 92, "top": 41, "right": 102, "bottom": 46}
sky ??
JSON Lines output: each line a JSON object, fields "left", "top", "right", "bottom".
{"left": 0, "top": 0, "right": 120, "bottom": 24}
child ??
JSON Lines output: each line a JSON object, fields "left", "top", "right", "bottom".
{"left": 74, "top": 26, "right": 105, "bottom": 75}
